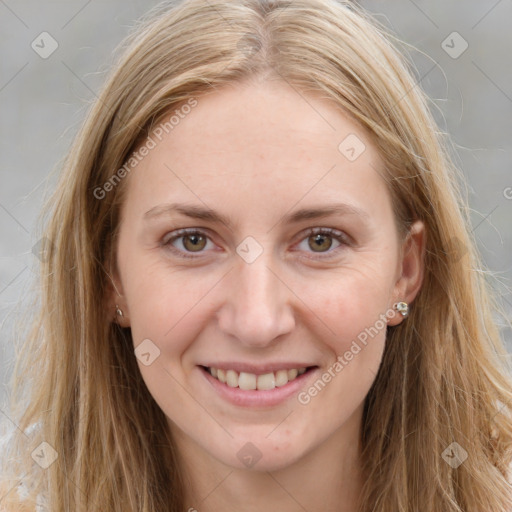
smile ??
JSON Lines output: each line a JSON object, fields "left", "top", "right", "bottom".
{"left": 206, "top": 366, "right": 307, "bottom": 390}
{"left": 198, "top": 364, "right": 319, "bottom": 408}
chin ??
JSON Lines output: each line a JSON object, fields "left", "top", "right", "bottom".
{"left": 213, "top": 433, "right": 308, "bottom": 473}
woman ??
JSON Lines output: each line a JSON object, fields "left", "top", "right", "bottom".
{"left": 1, "top": 0, "right": 511, "bottom": 510}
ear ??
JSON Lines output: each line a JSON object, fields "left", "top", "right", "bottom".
{"left": 105, "top": 259, "right": 131, "bottom": 328}
{"left": 387, "top": 220, "right": 426, "bottom": 326}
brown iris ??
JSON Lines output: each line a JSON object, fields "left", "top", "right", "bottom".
{"left": 182, "top": 233, "right": 207, "bottom": 252}
{"left": 308, "top": 233, "right": 333, "bottom": 252}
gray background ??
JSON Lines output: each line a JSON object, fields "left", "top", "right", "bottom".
{"left": 1, "top": 1, "right": 511, "bottom": 418}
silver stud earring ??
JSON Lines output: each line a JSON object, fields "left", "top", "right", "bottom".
{"left": 394, "top": 301, "right": 409, "bottom": 317}
{"left": 115, "top": 305, "right": 124, "bottom": 317}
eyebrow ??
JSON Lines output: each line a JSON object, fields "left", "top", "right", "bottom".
{"left": 143, "top": 201, "right": 369, "bottom": 230}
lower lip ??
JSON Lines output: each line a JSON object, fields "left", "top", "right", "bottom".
{"left": 199, "top": 366, "right": 318, "bottom": 408}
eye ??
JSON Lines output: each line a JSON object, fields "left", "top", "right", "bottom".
{"left": 161, "top": 227, "right": 351, "bottom": 260}
{"left": 162, "top": 228, "right": 215, "bottom": 259}
{"left": 294, "top": 227, "right": 350, "bottom": 259}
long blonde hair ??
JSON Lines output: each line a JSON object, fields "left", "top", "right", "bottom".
{"left": 2, "top": 0, "right": 512, "bottom": 510}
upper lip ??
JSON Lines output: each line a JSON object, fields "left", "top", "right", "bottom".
{"left": 200, "top": 362, "right": 317, "bottom": 375}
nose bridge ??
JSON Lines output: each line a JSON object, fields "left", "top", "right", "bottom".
{"left": 218, "top": 248, "right": 295, "bottom": 347}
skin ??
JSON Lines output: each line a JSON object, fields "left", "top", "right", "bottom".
{"left": 109, "top": 77, "right": 425, "bottom": 511}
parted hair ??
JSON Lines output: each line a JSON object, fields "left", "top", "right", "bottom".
{"left": 1, "top": 0, "right": 512, "bottom": 511}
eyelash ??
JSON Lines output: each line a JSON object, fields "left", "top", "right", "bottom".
{"left": 161, "top": 227, "right": 351, "bottom": 260}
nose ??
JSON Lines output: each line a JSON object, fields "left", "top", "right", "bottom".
{"left": 216, "top": 253, "right": 296, "bottom": 348}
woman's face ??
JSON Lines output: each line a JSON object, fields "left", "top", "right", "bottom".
{"left": 111, "top": 78, "right": 424, "bottom": 473}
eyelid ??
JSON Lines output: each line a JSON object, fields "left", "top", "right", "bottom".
{"left": 295, "top": 226, "right": 352, "bottom": 246}
{"left": 161, "top": 227, "right": 214, "bottom": 246}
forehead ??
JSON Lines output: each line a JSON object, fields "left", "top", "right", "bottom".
{"left": 164, "top": 78, "right": 379, "bottom": 164}
{"left": 122, "top": 79, "right": 390, "bottom": 224}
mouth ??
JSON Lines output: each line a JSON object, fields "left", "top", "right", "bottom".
{"left": 198, "top": 364, "right": 319, "bottom": 408}
{"left": 201, "top": 365, "right": 312, "bottom": 390}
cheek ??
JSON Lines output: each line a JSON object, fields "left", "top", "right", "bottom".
{"left": 122, "top": 257, "right": 218, "bottom": 357}
{"left": 298, "top": 281, "right": 388, "bottom": 426}
{"left": 318, "top": 289, "right": 388, "bottom": 389}
{"left": 294, "top": 264, "right": 392, "bottom": 398}
{"left": 299, "top": 262, "right": 395, "bottom": 342}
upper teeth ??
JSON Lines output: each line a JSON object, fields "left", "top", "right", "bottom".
{"left": 209, "top": 367, "right": 307, "bottom": 390}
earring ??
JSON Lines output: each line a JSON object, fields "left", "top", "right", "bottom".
{"left": 394, "top": 301, "right": 409, "bottom": 317}
{"left": 115, "top": 305, "right": 124, "bottom": 317}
